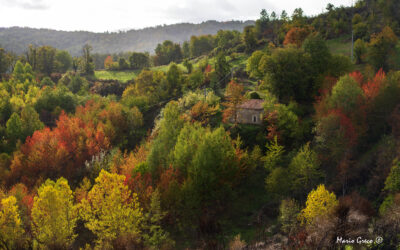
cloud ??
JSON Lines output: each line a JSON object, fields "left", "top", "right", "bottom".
{"left": 164, "top": 0, "right": 276, "bottom": 23}
{"left": 0, "top": 0, "right": 50, "bottom": 10}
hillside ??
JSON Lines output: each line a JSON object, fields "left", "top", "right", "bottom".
{"left": 0, "top": 20, "right": 254, "bottom": 56}
{"left": 3, "top": 0, "right": 400, "bottom": 249}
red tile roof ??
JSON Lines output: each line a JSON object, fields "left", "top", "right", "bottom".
{"left": 239, "top": 99, "right": 264, "bottom": 110}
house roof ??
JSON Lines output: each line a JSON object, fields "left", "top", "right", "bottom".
{"left": 239, "top": 99, "right": 264, "bottom": 110}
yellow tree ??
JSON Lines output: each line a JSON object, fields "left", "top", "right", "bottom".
{"left": 0, "top": 196, "right": 25, "bottom": 249}
{"left": 31, "top": 178, "right": 77, "bottom": 248}
{"left": 300, "top": 184, "right": 338, "bottom": 225}
{"left": 79, "top": 170, "right": 143, "bottom": 248}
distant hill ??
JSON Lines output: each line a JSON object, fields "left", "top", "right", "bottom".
{"left": 0, "top": 20, "right": 254, "bottom": 56}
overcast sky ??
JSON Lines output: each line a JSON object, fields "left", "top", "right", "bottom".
{"left": 0, "top": 0, "right": 353, "bottom": 32}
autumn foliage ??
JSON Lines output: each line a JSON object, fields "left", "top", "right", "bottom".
{"left": 222, "top": 80, "right": 245, "bottom": 123}
{"left": 8, "top": 110, "right": 110, "bottom": 187}
{"left": 283, "top": 26, "right": 312, "bottom": 47}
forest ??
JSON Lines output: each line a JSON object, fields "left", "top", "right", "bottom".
{"left": 0, "top": 0, "right": 400, "bottom": 249}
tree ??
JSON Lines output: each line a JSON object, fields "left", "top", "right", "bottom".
{"left": 222, "top": 81, "right": 244, "bottom": 124}
{"left": 183, "top": 59, "right": 193, "bottom": 74}
{"left": 154, "top": 40, "right": 182, "bottom": 66}
{"left": 0, "top": 196, "right": 25, "bottom": 250}
{"left": 289, "top": 143, "right": 324, "bottom": 197}
{"left": 246, "top": 50, "right": 267, "bottom": 79}
{"left": 0, "top": 48, "right": 10, "bottom": 76}
{"left": 261, "top": 47, "right": 314, "bottom": 103}
{"left": 189, "top": 35, "right": 213, "bottom": 57}
{"left": 80, "top": 170, "right": 143, "bottom": 248}
{"left": 214, "top": 52, "right": 230, "bottom": 87}
{"left": 37, "top": 46, "right": 56, "bottom": 76}
{"left": 243, "top": 26, "right": 257, "bottom": 53}
{"left": 12, "top": 61, "right": 25, "bottom": 83}
{"left": 166, "top": 63, "right": 182, "bottom": 96}
{"left": 81, "top": 44, "right": 95, "bottom": 75}
{"left": 118, "top": 57, "right": 130, "bottom": 70}
{"left": 263, "top": 136, "right": 285, "bottom": 171}
{"left": 6, "top": 113, "right": 23, "bottom": 146}
{"left": 292, "top": 8, "right": 306, "bottom": 26}
{"left": 147, "top": 101, "right": 184, "bottom": 174}
{"left": 31, "top": 178, "right": 77, "bottom": 248}
{"left": 283, "top": 27, "right": 311, "bottom": 47}
{"left": 104, "top": 55, "right": 114, "bottom": 70}
{"left": 354, "top": 39, "right": 367, "bottom": 64}
{"left": 129, "top": 52, "right": 150, "bottom": 70}
{"left": 368, "top": 26, "right": 398, "bottom": 71}
{"left": 255, "top": 9, "right": 270, "bottom": 38}
{"left": 143, "top": 189, "right": 174, "bottom": 249}
{"left": 300, "top": 185, "right": 338, "bottom": 225}
{"left": 279, "top": 199, "right": 300, "bottom": 234}
{"left": 26, "top": 44, "right": 37, "bottom": 71}
{"left": 182, "top": 41, "right": 190, "bottom": 58}
{"left": 55, "top": 50, "right": 72, "bottom": 73}
{"left": 8, "top": 109, "right": 110, "bottom": 187}
{"left": 328, "top": 75, "right": 365, "bottom": 115}
{"left": 171, "top": 124, "right": 243, "bottom": 242}
{"left": 384, "top": 160, "right": 400, "bottom": 193}
{"left": 302, "top": 33, "right": 331, "bottom": 75}
{"left": 20, "top": 105, "right": 44, "bottom": 140}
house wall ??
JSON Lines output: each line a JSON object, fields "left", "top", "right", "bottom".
{"left": 236, "top": 109, "right": 263, "bottom": 125}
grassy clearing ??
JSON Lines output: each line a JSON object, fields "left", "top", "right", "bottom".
{"left": 152, "top": 63, "right": 188, "bottom": 73}
{"left": 95, "top": 53, "right": 249, "bottom": 83}
{"left": 95, "top": 70, "right": 139, "bottom": 82}
{"left": 326, "top": 35, "right": 352, "bottom": 57}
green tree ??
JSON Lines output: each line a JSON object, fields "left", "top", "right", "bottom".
{"left": 354, "top": 39, "right": 367, "bottom": 64}
{"left": 279, "top": 199, "right": 300, "bottom": 234}
{"left": 129, "top": 52, "right": 150, "bottom": 70}
{"left": 12, "top": 61, "right": 25, "bottom": 83}
{"left": 368, "top": 26, "right": 398, "bottom": 71}
{"left": 328, "top": 75, "right": 365, "bottom": 115}
{"left": 20, "top": 105, "right": 44, "bottom": 140}
{"left": 172, "top": 124, "right": 241, "bottom": 236}
{"left": 302, "top": 33, "right": 332, "bottom": 75}
{"left": 183, "top": 59, "right": 193, "bottom": 74}
{"left": 31, "top": 178, "right": 77, "bottom": 248}
{"left": 26, "top": 44, "right": 37, "bottom": 71}
{"left": 214, "top": 52, "right": 231, "bottom": 87}
{"left": 263, "top": 136, "right": 285, "bottom": 171}
{"left": 81, "top": 44, "right": 95, "bottom": 75}
{"left": 55, "top": 50, "right": 72, "bottom": 73}
{"left": 261, "top": 47, "right": 314, "bottom": 103}
{"left": 384, "top": 160, "right": 400, "bottom": 193}
{"left": 246, "top": 50, "right": 267, "bottom": 79}
{"left": 189, "top": 35, "right": 214, "bottom": 57}
{"left": 154, "top": 40, "right": 182, "bottom": 66}
{"left": 6, "top": 113, "right": 23, "bottom": 145}
{"left": 37, "top": 46, "right": 56, "bottom": 76}
{"left": 147, "top": 101, "right": 184, "bottom": 174}
{"left": 80, "top": 170, "right": 143, "bottom": 248}
{"left": 118, "top": 57, "right": 130, "bottom": 70}
{"left": 182, "top": 41, "right": 190, "bottom": 58}
{"left": 243, "top": 26, "right": 257, "bottom": 53}
{"left": 289, "top": 143, "right": 324, "bottom": 197}
{"left": 143, "top": 190, "right": 174, "bottom": 249}
{"left": 0, "top": 48, "right": 10, "bottom": 76}
{"left": 166, "top": 63, "right": 182, "bottom": 96}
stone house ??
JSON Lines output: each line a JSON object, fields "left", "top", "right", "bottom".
{"left": 232, "top": 99, "right": 264, "bottom": 125}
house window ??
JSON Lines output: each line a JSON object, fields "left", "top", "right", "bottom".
{"left": 252, "top": 115, "right": 257, "bottom": 123}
